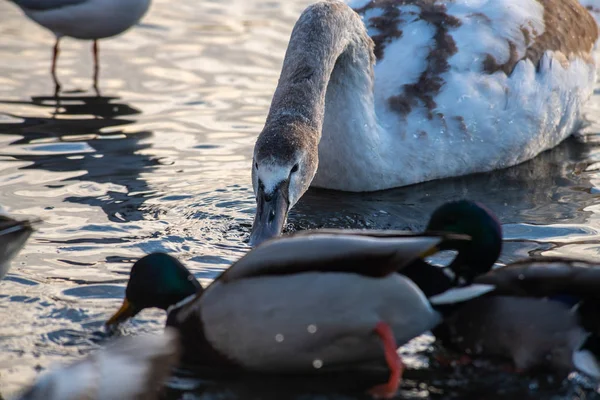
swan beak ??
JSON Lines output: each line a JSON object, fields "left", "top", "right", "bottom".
{"left": 249, "top": 182, "right": 289, "bottom": 246}
{"left": 106, "top": 298, "right": 138, "bottom": 327}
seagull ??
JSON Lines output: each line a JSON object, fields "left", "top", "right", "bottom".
{"left": 8, "top": 0, "right": 152, "bottom": 94}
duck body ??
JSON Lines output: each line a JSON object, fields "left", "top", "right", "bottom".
{"left": 13, "top": 329, "right": 179, "bottom": 400}
{"left": 161, "top": 231, "right": 459, "bottom": 371}
{"left": 474, "top": 257, "right": 600, "bottom": 337}
{"left": 174, "top": 267, "right": 438, "bottom": 372}
{"left": 184, "top": 201, "right": 501, "bottom": 371}
{"left": 434, "top": 257, "right": 600, "bottom": 378}
{"left": 436, "top": 295, "right": 595, "bottom": 377}
{"left": 10, "top": 0, "right": 151, "bottom": 39}
{"left": 314, "top": 0, "right": 599, "bottom": 191}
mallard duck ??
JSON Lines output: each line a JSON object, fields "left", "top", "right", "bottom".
{"left": 0, "top": 214, "right": 36, "bottom": 280}
{"left": 340, "top": 201, "right": 600, "bottom": 380}
{"left": 12, "top": 329, "right": 179, "bottom": 400}
{"left": 434, "top": 257, "right": 600, "bottom": 379}
{"left": 106, "top": 230, "right": 496, "bottom": 398}
{"left": 289, "top": 200, "right": 503, "bottom": 296}
{"left": 8, "top": 0, "right": 152, "bottom": 92}
{"left": 249, "top": 0, "right": 600, "bottom": 245}
{"left": 393, "top": 203, "right": 600, "bottom": 378}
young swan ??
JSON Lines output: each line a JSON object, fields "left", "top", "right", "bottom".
{"left": 249, "top": 0, "right": 599, "bottom": 245}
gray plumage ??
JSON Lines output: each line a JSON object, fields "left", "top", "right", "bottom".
{"left": 440, "top": 296, "right": 590, "bottom": 377}
{"left": 169, "top": 230, "right": 481, "bottom": 373}
{"left": 475, "top": 257, "right": 600, "bottom": 299}
{"left": 10, "top": 0, "right": 87, "bottom": 11}
{"left": 249, "top": 1, "right": 373, "bottom": 246}
{"left": 13, "top": 329, "right": 179, "bottom": 400}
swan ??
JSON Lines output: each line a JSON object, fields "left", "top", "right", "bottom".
{"left": 249, "top": 0, "right": 600, "bottom": 245}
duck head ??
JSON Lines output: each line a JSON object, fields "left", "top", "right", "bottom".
{"left": 426, "top": 200, "right": 502, "bottom": 284}
{"left": 105, "top": 253, "right": 202, "bottom": 327}
{"left": 249, "top": 120, "right": 319, "bottom": 246}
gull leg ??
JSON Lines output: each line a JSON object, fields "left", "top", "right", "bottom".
{"left": 51, "top": 38, "right": 61, "bottom": 96}
{"left": 92, "top": 40, "right": 100, "bottom": 96}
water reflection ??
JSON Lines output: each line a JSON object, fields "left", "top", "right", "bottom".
{"left": 160, "top": 361, "right": 597, "bottom": 400}
{"left": 0, "top": 94, "right": 158, "bottom": 223}
{"left": 2, "top": 0, "right": 600, "bottom": 398}
{"left": 0, "top": 94, "right": 164, "bottom": 392}
{"left": 1, "top": 91, "right": 599, "bottom": 400}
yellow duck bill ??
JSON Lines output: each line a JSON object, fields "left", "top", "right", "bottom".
{"left": 106, "top": 298, "right": 138, "bottom": 327}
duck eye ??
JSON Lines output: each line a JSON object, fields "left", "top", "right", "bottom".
{"left": 291, "top": 163, "right": 299, "bottom": 173}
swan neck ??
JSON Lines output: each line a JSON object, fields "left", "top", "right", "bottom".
{"left": 265, "top": 1, "right": 374, "bottom": 131}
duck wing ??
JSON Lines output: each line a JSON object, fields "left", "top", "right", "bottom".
{"left": 474, "top": 257, "right": 600, "bottom": 300}
{"left": 221, "top": 230, "right": 471, "bottom": 283}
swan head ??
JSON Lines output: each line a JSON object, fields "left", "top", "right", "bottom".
{"left": 249, "top": 121, "right": 319, "bottom": 246}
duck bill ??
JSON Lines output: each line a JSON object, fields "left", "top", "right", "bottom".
{"left": 419, "top": 245, "right": 440, "bottom": 258}
{"left": 105, "top": 298, "right": 138, "bottom": 327}
{"left": 249, "top": 183, "right": 289, "bottom": 247}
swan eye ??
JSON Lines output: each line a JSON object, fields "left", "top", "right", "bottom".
{"left": 291, "top": 164, "right": 299, "bottom": 173}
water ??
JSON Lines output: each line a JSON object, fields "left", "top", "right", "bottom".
{"left": 1, "top": 0, "right": 600, "bottom": 398}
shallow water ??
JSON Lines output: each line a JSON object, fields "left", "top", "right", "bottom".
{"left": 1, "top": 0, "right": 600, "bottom": 399}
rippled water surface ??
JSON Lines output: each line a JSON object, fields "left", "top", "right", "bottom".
{"left": 2, "top": 1, "right": 600, "bottom": 399}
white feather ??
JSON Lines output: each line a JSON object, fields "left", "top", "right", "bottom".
{"left": 312, "top": 0, "right": 599, "bottom": 191}
{"left": 196, "top": 272, "right": 440, "bottom": 371}
{"left": 255, "top": 163, "right": 293, "bottom": 195}
{"left": 573, "top": 349, "right": 600, "bottom": 379}
{"left": 429, "top": 284, "right": 496, "bottom": 305}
